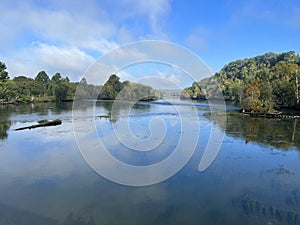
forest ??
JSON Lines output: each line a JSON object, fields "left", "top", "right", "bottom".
{"left": 0, "top": 62, "right": 79, "bottom": 103}
{"left": 182, "top": 51, "right": 300, "bottom": 113}
{"left": 0, "top": 62, "right": 158, "bottom": 103}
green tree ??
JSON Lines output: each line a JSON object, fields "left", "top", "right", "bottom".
{"left": 0, "top": 80, "right": 16, "bottom": 103}
{"left": 191, "top": 82, "right": 205, "bottom": 99}
{"left": 181, "top": 82, "right": 205, "bottom": 99}
{"left": 35, "top": 71, "right": 50, "bottom": 83}
{"left": 271, "top": 61, "right": 299, "bottom": 80}
{"left": 35, "top": 71, "right": 50, "bottom": 96}
{"left": 99, "top": 74, "right": 122, "bottom": 100}
{"left": 55, "top": 82, "right": 68, "bottom": 101}
{"left": 51, "top": 73, "right": 62, "bottom": 83}
{"left": 0, "top": 62, "right": 9, "bottom": 82}
{"left": 46, "top": 82, "right": 56, "bottom": 97}
{"left": 74, "top": 77, "right": 90, "bottom": 99}
{"left": 271, "top": 62, "right": 299, "bottom": 107}
{"left": 183, "top": 51, "right": 300, "bottom": 111}
{"left": 13, "top": 76, "right": 35, "bottom": 101}
{"left": 272, "top": 79, "right": 295, "bottom": 107}
{"left": 243, "top": 78, "right": 263, "bottom": 112}
{"left": 259, "top": 81, "right": 274, "bottom": 112}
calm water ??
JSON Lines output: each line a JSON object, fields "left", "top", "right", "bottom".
{"left": 0, "top": 100, "right": 300, "bottom": 225}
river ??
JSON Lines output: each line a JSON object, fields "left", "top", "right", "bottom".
{"left": 0, "top": 100, "right": 300, "bottom": 225}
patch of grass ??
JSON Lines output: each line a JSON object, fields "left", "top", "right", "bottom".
{"left": 98, "top": 114, "right": 111, "bottom": 119}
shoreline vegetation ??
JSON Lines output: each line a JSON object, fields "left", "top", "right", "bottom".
{"left": 0, "top": 63, "right": 160, "bottom": 104}
{"left": 1, "top": 51, "right": 300, "bottom": 117}
{"left": 181, "top": 51, "right": 300, "bottom": 116}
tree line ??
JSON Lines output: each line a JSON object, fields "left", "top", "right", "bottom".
{"left": 182, "top": 51, "right": 300, "bottom": 113}
{"left": 98, "top": 74, "right": 159, "bottom": 101}
{"left": 0, "top": 62, "right": 159, "bottom": 104}
{"left": 0, "top": 62, "right": 80, "bottom": 103}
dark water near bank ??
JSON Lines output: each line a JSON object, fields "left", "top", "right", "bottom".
{"left": 0, "top": 100, "right": 300, "bottom": 225}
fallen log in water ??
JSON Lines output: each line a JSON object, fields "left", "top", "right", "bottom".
{"left": 15, "top": 119, "right": 62, "bottom": 131}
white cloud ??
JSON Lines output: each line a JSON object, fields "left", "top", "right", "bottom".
{"left": 134, "top": 0, "right": 172, "bottom": 33}
{"left": 116, "top": 70, "right": 135, "bottom": 82}
{"left": 117, "top": 26, "right": 135, "bottom": 43}
{"left": 0, "top": 1, "right": 118, "bottom": 80}
{"left": 0, "top": 0, "right": 173, "bottom": 81}
{"left": 118, "top": 0, "right": 172, "bottom": 35}
{"left": 4, "top": 43, "right": 95, "bottom": 80}
{"left": 34, "top": 44, "right": 96, "bottom": 78}
{"left": 156, "top": 70, "right": 181, "bottom": 86}
{"left": 0, "top": 1, "right": 118, "bottom": 52}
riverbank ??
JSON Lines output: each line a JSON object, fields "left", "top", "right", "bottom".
{"left": 0, "top": 97, "right": 74, "bottom": 105}
{"left": 241, "top": 110, "right": 300, "bottom": 119}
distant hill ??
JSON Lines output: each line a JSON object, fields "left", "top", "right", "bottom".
{"left": 182, "top": 51, "right": 300, "bottom": 112}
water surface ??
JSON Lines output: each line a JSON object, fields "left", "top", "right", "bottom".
{"left": 0, "top": 101, "right": 300, "bottom": 225}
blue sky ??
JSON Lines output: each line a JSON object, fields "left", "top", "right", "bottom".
{"left": 1, "top": 0, "right": 300, "bottom": 82}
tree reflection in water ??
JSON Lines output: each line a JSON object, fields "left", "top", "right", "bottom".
{"left": 206, "top": 111, "right": 300, "bottom": 151}
{"left": 0, "top": 105, "right": 12, "bottom": 140}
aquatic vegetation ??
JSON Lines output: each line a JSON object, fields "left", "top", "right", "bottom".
{"left": 266, "top": 165, "right": 295, "bottom": 175}
{"left": 286, "top": 189, "right": 300, "bottom": 208}
{"left": 98, "top": 114, "right": 111, "bottom": 119}
{"left": 233, "top": 195, "right": 300, "bottom": 225}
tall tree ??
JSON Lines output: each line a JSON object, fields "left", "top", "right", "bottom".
{"left": 35, "top": 71, "right": 50, "bottom": 83}
{"left": 243, "top": 78, "right": 263, "bottom": 112}
{"left": 55, "top": 82, "right": 68, "bottom": 101}
{"left": 35, "top": 71, "right": 50, "bottom": 96}
{"left": 0, "top": 62, "right": 9, "bottom": 82}
{"left": 99, "top": 74, "right": 122, "bottom": 100}
{"left": 51, "top": 73, "right": 62, "bottom": 83}
{"left": 13, "top": 76, "right": 35, "bottom": 98}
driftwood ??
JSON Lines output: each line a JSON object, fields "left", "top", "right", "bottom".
{"left": 15, "top": 119, "right": 62, "bottom": 131}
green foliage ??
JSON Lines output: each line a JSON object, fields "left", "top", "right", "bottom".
{"left": 0, "top": 80, "right": 16, "bottom": 103}
{"left": 55, "top": 82, "right": 68, "bottom": 101}
{"left": 0, "top": 61, "right": 81, "bottom": 103}
{"left": 35, "top": 71, "right": 50, "bottom": 83}
{"left": 183, "top": 51, "right": 300, "bottom": 112}
{"left": 181, "top": 81, "right": 206, "bottom": 100}
{"left": 99, "top": 74, "right": 158, "bottom": 101}
{"left": 243, "top": 78, "right": 264, "bottom": 112}
{"left": 2, "top": 50, "right": 300, "bottom": 110}
{"left": 51, "top": 73, "right": 62, "bottom": 83}
{"left": 99, "top": 74, "right": 122, "bottom": 100}
{"left": 272, "top": 79, "right": 295, "bottom": 107}
{"left": 75, "top": 77, "right": 100, "bottom": 100}
{"left": 0, "top": 62, "right": 9, "bottom": 82}
{"left": 35, "top": 71, "right": 50, "bottom": 96}
{"left": 52, "top": 75, "right": 77, "bottom": 101}
{"left": 13, "top": 76, "right": 35, "bottom": 101}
